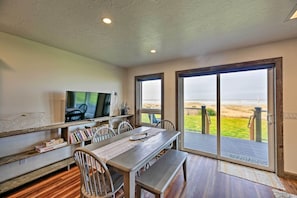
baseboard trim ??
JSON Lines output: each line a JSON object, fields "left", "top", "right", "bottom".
{"left": 283, "top": 171, "right": 297, "bottom": 180}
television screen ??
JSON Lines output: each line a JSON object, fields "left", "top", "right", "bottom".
{"left": 65, "top": 91, "right": 111, "bottom": 122}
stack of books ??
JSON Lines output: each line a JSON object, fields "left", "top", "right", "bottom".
{"left": 35, "top": 138, "right": 67, "bottom": 153}
{"left": 70, "top": 127, "right": 96, "bottom": 144}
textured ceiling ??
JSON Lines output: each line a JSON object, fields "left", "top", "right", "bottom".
{"left": 0, "top": 0, "right": 297, "bottom": 67}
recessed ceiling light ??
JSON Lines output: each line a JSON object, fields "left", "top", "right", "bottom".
{"left": 102, "top": 18, "right": 112, "bottom": 24}
{"left": 288, "top": 4, "right": 297, "bottom": 20}
{"left": 150, "top": 49, "right": 157, "bottom": 54}
{"left": 290, "top": 9, "right": 297, "bottom": 20}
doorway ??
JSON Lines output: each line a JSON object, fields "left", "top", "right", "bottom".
{"left": 176, "top": 58, "right": 283, "bottom": 173}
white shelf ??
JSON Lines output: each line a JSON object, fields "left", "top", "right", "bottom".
{"left": 0, "top": 114, "right": 133, "bottom": 193}
{"left": 0, "top": 115, "right": 133, "bottom": 138}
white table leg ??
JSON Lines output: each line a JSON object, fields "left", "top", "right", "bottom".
{"left": 123, "top": 171, "right": 136, "bottom": 198}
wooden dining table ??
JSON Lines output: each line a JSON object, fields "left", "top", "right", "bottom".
{"left": 85, "top": 126, "right": 180, "bottom": 198}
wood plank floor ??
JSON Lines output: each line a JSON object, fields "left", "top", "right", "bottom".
{"left": 2, "top": 154, "right": 297, "bottom": 198}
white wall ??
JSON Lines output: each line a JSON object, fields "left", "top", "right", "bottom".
{"left": 126, "top": 38, "right": 297, "bottom": 175}
{"left": 0, "top": 32, "right": 125, "bottom": 131}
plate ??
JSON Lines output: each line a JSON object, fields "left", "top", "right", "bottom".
{"left": 129, "top": 133, "right": 148, "bottom": 141}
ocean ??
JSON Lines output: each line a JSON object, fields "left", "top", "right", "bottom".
{"left": 143, "top": 99, "right": 266, "bottom": 106}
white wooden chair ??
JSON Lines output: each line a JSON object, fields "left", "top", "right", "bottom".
{"left": 73, "top": 147, "right": 124, "bottom": 198}
{"left": 154, "top": 120, "right": 176, "bottom": 158}
{"left": 117, "top": 121, "right": 133, "bottom": 134}
{"left": 155, "top": 119, "right": 175, "bottom": 131}
{"left": 92, "top": 126, "right": 116, "bottom": 143}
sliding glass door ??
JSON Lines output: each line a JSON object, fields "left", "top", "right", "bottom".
{"left": 219, "top": 69, "right": 274, "bottom": 170}
{"left": 179, "top": 66, "right": 275, "bottom": 171}
{"left": 183, "top": 75, "right": 217, "bottom": 156}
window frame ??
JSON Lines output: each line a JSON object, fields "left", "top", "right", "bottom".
{"left": 135, "top": 73, "right": 164, "bottom": 126}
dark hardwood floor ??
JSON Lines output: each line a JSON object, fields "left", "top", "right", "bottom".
{"left": 3, "top": 154, "right": 297, "bottom": 198}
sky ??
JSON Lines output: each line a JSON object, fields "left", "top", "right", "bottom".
{"left": 142, "top": 69, "right": 268, "bottom": 102}
{"left": 142, "top": 80, "right": 162, "bottom": 101}
{"left": 184, "top": 69, "right": 267, "bottom": 101}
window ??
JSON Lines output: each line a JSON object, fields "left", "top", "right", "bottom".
{"left": 135, "top": 73, "right": 164, "bottom": 126}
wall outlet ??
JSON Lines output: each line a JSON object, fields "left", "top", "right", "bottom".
{"left": 284, "top": 112, "right": 297, "bottom": 120}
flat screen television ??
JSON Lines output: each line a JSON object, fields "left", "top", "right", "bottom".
{"left": 65, "top": 91, "right": 111, "bottom": 122}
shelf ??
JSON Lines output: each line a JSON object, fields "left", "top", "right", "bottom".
{"left": 0, "top": 115, "right": 133, "bottom": 138}
{"left": 70, "top": 137, "right": 92, "bottom": 144}
{"left": 0, "top": 150, "right": 39, "bottom": 166}
{"left": 0, "top": 157, "right": 74, "bottom": 194}
{"left": 0, "top": 114, "right": 133, "bottom": 194}
{"left": 0, "top": 144, "right": 71, "bottom": 166}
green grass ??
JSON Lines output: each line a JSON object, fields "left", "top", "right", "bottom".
{"left": 140, "top": 113, "right": 268, "bottom": 142}
{"left": 141, "top": 113, "right": 161, "bottom": 123}
{"left": 185, "top": 114, "right": 268, "bottom": 141}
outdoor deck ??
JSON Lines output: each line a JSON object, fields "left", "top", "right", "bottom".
{"left": 184, "top": 131, "right": 268, "bottom": 166}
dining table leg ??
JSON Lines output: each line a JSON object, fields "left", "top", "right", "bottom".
{"left": 173, "top": 137, "right": 179, "bottom": 150}
{"left": 123, "top": 170, "right": 136, "bottom": 198}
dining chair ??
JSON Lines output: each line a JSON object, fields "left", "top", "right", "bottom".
{"left": 154, "top": 120, "right": 176, "bottom": 159}
{"left": 148, "top": 113, "right": 160, "bottom": 124}
{"left": 73, "top": 147, "right": 124, "bottom": 198}
{"left": 117, "top": 121, "right": 133, "bottom": 134}
{"left": 155, "top": 119, "right": 175, "bottom": 131}
{"left": 92, "top": 126, "right": 116, "bottom": 143}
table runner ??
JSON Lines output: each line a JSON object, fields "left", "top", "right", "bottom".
{"left": 92, "top": 127, "right": 163, "bottom": 163}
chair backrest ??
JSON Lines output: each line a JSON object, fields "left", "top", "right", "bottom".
{"left": 73, "top": 147, "right": 116, "bottom": 197}
{"left": 92, "top": 126, "right": 116, "bottom": 143}
{"left": 155, "top": 120, "right": 175, "bottom": 131}
{"left": 117, "top": 121, "right": 133, "bottom": 134}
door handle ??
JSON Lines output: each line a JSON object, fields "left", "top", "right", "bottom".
{"left": 267, "top": 114, "right": 274, "bottom": 125}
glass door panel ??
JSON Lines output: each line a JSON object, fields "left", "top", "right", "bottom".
{"left": 183, "top": 75, "right": 217, "bottom": 155}
{"left": 179, "top": 65, "right": 276, "bottom": 171}
{"left": 220, "top": 70, "right": 271, "bottom": 168}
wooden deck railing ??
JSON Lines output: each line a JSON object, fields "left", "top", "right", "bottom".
{"left": 248, "top": 107, "right": 267, "bottom": 142}
{"left": 185, "top": 106, "right": 210, "bottom": 134}
{"left": 185, "top": 106, "right": 266, "bottom": 142}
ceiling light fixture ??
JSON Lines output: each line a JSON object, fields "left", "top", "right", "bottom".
{"left": 150, "top": 49, "right": 157, "bottom": 54}
{"left": 288, "top": 4, "right": 297, "bottom": 20}
{"left": 102, "top": 18, "right": 112, "bottom": 24}
{"left": 290, "top": 9, "right": 297, "bottom": 20}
